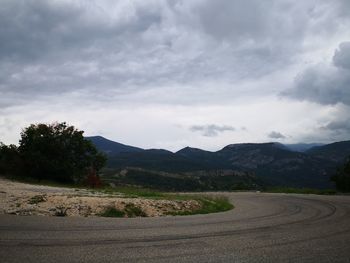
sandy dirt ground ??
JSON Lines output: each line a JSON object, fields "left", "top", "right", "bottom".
{"left": 0, "top": 178, "right": 200, "bottom": 217}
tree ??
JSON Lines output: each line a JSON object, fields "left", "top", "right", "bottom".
{"left": 17, "top": 122, "right": 106, "bottom": 183}
{"left": 0, "top": 143, "right": 21, "bottom": 176}
{"left": 332, "top": 158, "right": 350, "bottom": 192}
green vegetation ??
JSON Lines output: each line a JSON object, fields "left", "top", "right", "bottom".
{"left": 101, "top": 167, "right": 260, "bottom": 192}
{"left": 98, "top": 196, "right": 233, "bottom": 217}
{"left": 91, "top": 185, "right": 234, "bottom": 216}
{"left": 99, "top": 207, "right": 125, "bottom": 217}
{"left": 167, "top": 196, "right": 234, "bottom": 216}
{"left": 99, "top": 204, "right": 146, "bottom": 218}
{"left": 100, "top": 185, "right": 167, "bottom": 199}
{"left": 95, "top": 184, "right": 234, "bottom": 217}
{"left": 265, "top": 187, "right": 337, "bottom": 195}
{"left": 332, "top": 158, "right": 350, "bottom": 192}
{"left": 0, "top": 122, "right": 106, "bottom": 184}
{"left": 0, "top": 143, "right": 21, "bottom": 177}
{"left": 28, "top": 195, "right": 46, "bottom": 204}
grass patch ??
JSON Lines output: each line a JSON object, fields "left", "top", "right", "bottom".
{"left": 265, "top": 187, "right": 337, "bottom": 195}
{"left": 99, "top": 204, "right": 146, "bottom": 218}
{"left": 99, "top": 186, "right": 167, "bottom": 199}
{"left": 167, "top": 196, "right": 234, "bottom": 216}
{"left": 99, "top": 207, "right": 125, "bottom": 217}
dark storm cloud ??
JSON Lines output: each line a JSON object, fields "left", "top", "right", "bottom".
{"left": 283, "top": 41, "right": 350, "bottom": 106}
{"left": 268, "top": 131, "right": 286, "bottom": 139}
{"left": 190, "top": 125, "right": 235, "bottom": 137}
{"left": 2, "top": 0, "right": 346, "bottom": 110}
{"left": 0, "top": 0, "right": 349, "bottom": 125}
{"left": 0, "top": 0, "right": 162, "bottom": 61}
{"left": 0, "top": 0, "right": 164, "bottom": 100}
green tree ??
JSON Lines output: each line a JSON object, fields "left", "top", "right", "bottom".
{"left": 17, "top": 122, "right": 106, "bottom": 183}
{"left": 332, "top": 158, "right": 350, "bottom": 192}
{"left": 0, "top": 143, "right": 21, "bottom": 176}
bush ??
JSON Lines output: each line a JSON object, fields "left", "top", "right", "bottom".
{"left": 124, "top": 203, "right": 147, "bottom": 217}
{"left": 99, "top": 207, "right": 125, "bottom": 217}
{"left": 28, "top": 195, "right": 47, "bottom": 204}
{"left": 99, "top": 204, "right": 147, "bottom": 218}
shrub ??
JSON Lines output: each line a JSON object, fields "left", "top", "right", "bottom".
{"left": 99, "top": 207, "right": 125, "bottom": 217}
{"left": 55, "top": 206, "right": 68, "bottom": 217}
{"left": 86, "top": 169, "right": 102, "bottom": 188}
{"left": 28, "top": 195, "right": 46, "bottom": 204}
{"left": 124, "top": 203, "right": 147, "bottom": 217}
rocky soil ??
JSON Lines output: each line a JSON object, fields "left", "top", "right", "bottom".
{"left": 0, "top": 178, "right": 201, "bottom": 217}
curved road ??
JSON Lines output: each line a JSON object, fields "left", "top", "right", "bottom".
{"left": 1, "top": 193, "right": 350, "bottom": 262}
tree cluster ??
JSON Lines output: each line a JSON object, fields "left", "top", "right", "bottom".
{"left": 332, "top": 158, "right": 350, "bottom": 192}
{"left": 0, "top": 122, "right": 106, "bottom": 184}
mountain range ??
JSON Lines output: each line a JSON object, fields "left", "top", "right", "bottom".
{"left": 87, "top": 136, "right": 350, "bottom": 191}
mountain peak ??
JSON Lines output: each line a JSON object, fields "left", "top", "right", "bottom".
{"left": 177, "top": 146, "right": 212, "bottom": 155}
{"left": 86, "top": 136, "right": 144, "bottom": 156}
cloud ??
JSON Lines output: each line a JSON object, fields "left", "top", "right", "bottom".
{"left": 190, "top": 124, "right": 235, "bottom": 137}
{"left": 197, "top": 0, "right": 308, "bottom": 45}
{"left": 283, "top": 41, "right": 350, "bottom": 106}
{"left": 268, "top": 131, "right": 286, "bottom": 139}
{"left": 321, "top": 118, "right": 350, "bottom": 135}
{"left": 0, "top": 0, "right": 163, "bottom": 61}
{"left": 2, "top": 0, "right": 348, "bottom": 109}
{"left": 1, "top": 0, "right": 350, "bottom": 149}
{"left": 333, "top": 42, "right": 350, "bottom": 70}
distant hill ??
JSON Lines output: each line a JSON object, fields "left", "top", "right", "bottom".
{"left": 89, "top": 136, "right": 350, "bottom": 190}
{"left": 108, "top": 150, "right": 212, "bottom": 173}
{"left": 211, "top": 143, "right": 334, "bottom": 189}
{"left": 216, "top": 143, "right": 294, "bottom": 169}
{"left": 284, "top": 143, "right": 325, "bottom": 152}
{"left": 306, "top": 141, "right": 350, "bottom": 163}
{"left": 86, "top": 136, "right": 144, "bottom": 155}
{"left": 176, "top": 147, "right": 230, "bottom": 169}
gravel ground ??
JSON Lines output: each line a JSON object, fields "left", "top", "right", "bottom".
{"left": 0, "top": 178, "right": 200, "bottom": 217}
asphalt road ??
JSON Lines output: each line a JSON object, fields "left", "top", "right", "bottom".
{"left": 1, "top": 192, "right": 350, "bottom": 263}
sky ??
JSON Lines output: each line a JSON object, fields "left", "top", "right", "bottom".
{"left": 0, "top": 0, "right": 350, "bottom": 151}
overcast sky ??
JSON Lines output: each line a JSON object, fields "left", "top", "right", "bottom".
{"left": 1, "top": 0, "right": 350, "bottom": 151}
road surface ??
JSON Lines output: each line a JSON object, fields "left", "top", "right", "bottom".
{"left": 1, "top": 192, "right": 350, "bottom": 262}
